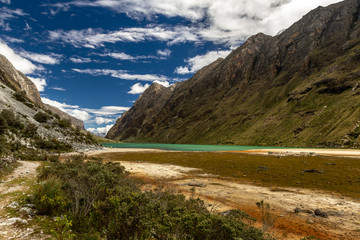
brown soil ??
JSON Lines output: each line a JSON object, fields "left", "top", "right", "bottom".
{"left": 117, "top": 160, "right": 360, "bottom": 240}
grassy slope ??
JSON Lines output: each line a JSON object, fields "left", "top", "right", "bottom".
{"left": 135, "top": 40, "right": 360, "bottom": 148}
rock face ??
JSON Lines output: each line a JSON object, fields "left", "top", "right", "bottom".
{"left": 108, "top": 0, "right": 360, "bottom": 147}
{"left": 0, "top": 54, "right": 83, "bottom": 129}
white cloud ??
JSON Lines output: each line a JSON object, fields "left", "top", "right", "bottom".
{"left": 41, "top": 97, "right": 79, "bottom": 111}
{"left": 87, "top": 124, "right": 114, "bottom": 136}
{"left": 157, "top": 49, "right": 171, "bottom": 57}
{"left": 83, "top": 106, "right": 130, "bottom": 116}
{"left": 28, "top": 77, "right": 47, "bottom": 92}
{"left": 95, "top": 117, "right": 113, "bottom": 125}
{"left": 3, "top": 36, "right": 23, "bottom": 43}
{"left": 42, "top": 96, "right": 128, "bottom": 127}
{"left": 100, "top": 52, "right": 135, "bottom": 60}
{"left": 175, "top": 49, "right": 231, "bottom": 74}
{"left": 49, "top": 86, "right": 66, "bottom": 91}
{"left": 69, "top": 56, "right": 92, "bottom": 63}
{"left": 49, "top": 26, "right": 199, "bottom": 48}
{"left": 47, "top": 0, "right": 340, "bottom": 46}
{"left": 0, "top": 40, "right": 41, "bottom": 74}
{"left": 67, "top": 109, "right": 91, "bottom": 121}
{"left": 154, "top": 80, "right": 170, "bottom": 87}
{"left": 72, "top": 68, "right": 169, "bottom": 82}
{"left": 128, "top": 82, "right": 150, "bottom": 95}
{"left": 19, "top": 51, "right": 62, "bottom": 65}
{"left": 0, "top": 7, "right": 27, "bottom": 30}
{"left": 0, "top": 0, "right": 11, "bottom": 4}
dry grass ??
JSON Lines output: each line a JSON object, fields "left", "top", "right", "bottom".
{"left": 99, "top": 151, "right": 360, "bottom": 199}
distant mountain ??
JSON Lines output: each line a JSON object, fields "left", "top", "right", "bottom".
{"left": 107, "top": 0, "right": 360, "bottom": 148}
{"left": 0, "top": 54, "right": 97, "bottom": 155}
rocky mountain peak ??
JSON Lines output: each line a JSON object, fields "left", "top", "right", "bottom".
{"left": 107, "top": 0, "right": 360, "bottom": 147}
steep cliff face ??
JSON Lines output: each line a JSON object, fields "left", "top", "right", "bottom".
{"left": 108, "top": 0, "right": 360, "bottom": 148}
{"left": 0, "top": 54, "right": 83, "bottom": 129}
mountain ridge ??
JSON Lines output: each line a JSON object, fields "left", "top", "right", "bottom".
{"left": 107, "top": 0, "right": 360, "bottom": 148}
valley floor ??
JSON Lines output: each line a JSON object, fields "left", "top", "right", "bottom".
{"left": 88, "top": 147, "right": 360, "bottom": 240}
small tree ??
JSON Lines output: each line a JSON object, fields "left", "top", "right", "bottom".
{"left": 256, "top": 200, "right": 276, "bottom": 232}
{"left": 0, "top": 115, "right": 8, "bottom": 135}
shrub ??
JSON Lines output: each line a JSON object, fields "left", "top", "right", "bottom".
{"left": 58, "top": 119, "right": 71, "bottom": 128}
{"left": 0, "top": 115, "right": 8, "bottom": 135}
{"left": 13, "top": 91, "right": 28, "bottom": 103}
{"left": 34, "top": 111, "right": 50, "bottom": 123}
{"left": 30, "top": 176, "right": 68, "bottom": 215}
{"left": 32, "top": 157, "right": 270, "bottom": 240}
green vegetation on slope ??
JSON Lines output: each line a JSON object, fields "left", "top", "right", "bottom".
{"left": 100, "top": 152, "right": 360, "bottom": 199}
{"left": 27, "top": 155, "right": 272, "bottom": 240}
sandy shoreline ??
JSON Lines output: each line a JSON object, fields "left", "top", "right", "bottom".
{"left": 84, "top": 146, "right": 360, "bottom": 158}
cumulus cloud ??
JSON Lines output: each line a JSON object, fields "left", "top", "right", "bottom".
{"left": 0, "top": 0, "right": 11, "bottom": 4}
{"left": 0, "top": 40, "right": 41, "bottom": 74}
{"left": 157, "top": 49, "right": 171, "bottom": 57}
{"left": 42, "top": 97, "right": 128, "bottom": 131}
{"left": 175, "top": 50, "right": 231, "bottom": 75}
{"left": 28, "top": 77, "right": 47, "bottom": 92}
{"left": 19, "top": 51, "right": 62, "bottom": 65}
{"left": 95, "top": 117, "right": 114, "bottom": 125}
{"left": 87, "top": 124, "right": 114, "bottom": 136}
{"left": 128, "top": 82, "right": 150, "bottom": 95}
{"left": 47, "top": 0, "right": 340, "bottom": 46}
{"left": 72, "top": 68, "right": 169, "bottom": 82}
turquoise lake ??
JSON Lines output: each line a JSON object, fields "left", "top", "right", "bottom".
{"left": 101, "top": 143, "right": 285, "bottom": 152}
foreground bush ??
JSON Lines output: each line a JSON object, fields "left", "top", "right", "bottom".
{"left": 31, "top": 156, "right": 271, "bottom": 240}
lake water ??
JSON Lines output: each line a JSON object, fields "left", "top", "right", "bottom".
{"left": 101, "top": 143, "right": 285, "bottom": 152}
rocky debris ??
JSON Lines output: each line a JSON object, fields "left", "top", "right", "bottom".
{"left": 294, "top": 207, "right": 313, "bottom": 214}
{"left": 268, "top": 152, "right": 319, "bottom": 157}
{"left": 302, "top": 169, "right": 323, "bottom": 173}
{"left": 6, "top": 201, "right": 19, "bottom": 209}
{"left": 314, "top": 209, "right": 329, "bottom": 218}
{"left": 181, "top": 182, "right": 207, "bottom": 187}
{"left": 0, "top": 217, "right": 28, "bottom": 226}
{"left": 19, "top": 207, "right": 36, "bottom": 217}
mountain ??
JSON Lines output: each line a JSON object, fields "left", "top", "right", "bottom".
{"left": 107, "top": 0, "right": 360, "bottom": 148}
{"left": 0, "top": 54, "right": 97, "bottom": 155}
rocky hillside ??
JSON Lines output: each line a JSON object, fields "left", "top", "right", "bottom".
{"left": 0, "top": 54, "right": 97, "bottom": 155}
{"left": 107, "top": 0, "right": 360, "bottom": 148}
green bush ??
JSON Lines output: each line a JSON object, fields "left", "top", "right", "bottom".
{"left": 34, "top": 111, "right": 50, "bottom": 123}
{"left": 1, "top": 109, "right": 24, "bottom": 131}
{"left": 30, "top": 176, "right": 68, "bottom": 215}
{"left": 13, "top": 91, "right": 28, "bottom": 103}
{"left": 34, "top": 138, "right": 73, "bottom": 152}
{"left": 31, "top": 157, "right": 271, "bottom": 240}
{"left": 58, "top": 119, "right": 71, "bottom": 128}
{"left": 0, "top": 115, "right": 8, "bottom": 135}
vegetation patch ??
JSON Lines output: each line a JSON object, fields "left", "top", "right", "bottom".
{"left": 27, "top": 155, "right": 272, "bottom": 240}
{"left": 98, "top": 152, "right": 360, "bottom": 198}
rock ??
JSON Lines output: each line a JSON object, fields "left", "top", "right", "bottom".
{"left": 6, "top": 201, "right": 19, "bottom": 209}
{"left": 182, "top": 182, "right": 207, "bottom": 187}
{"left": 314, "top": 209, "right": 328, "bottom": 218}
{"left": 19, "top": 207, "right": 36, "bottom": 216}
{"left": 306, "top": 219, "right": 315, "bottom": 224}
{"left": 294, "top": 207, "right": 301, "bottom": 213}
{"left": 302, "top": 209, "right": 313, "bottom": 214}
{"left": 0, "top": 217, "right": 28, "bottom": 226}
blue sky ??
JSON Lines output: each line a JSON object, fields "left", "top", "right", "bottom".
{"left": 0, "top": 0, "right": 340, "bottom": 136}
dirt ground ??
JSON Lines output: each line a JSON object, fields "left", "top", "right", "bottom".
{"left": 0, "top": 161, "right": 48, "bottom": 240}
{"left": 93, "top": 147, "right": 360, "bottom": 240}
